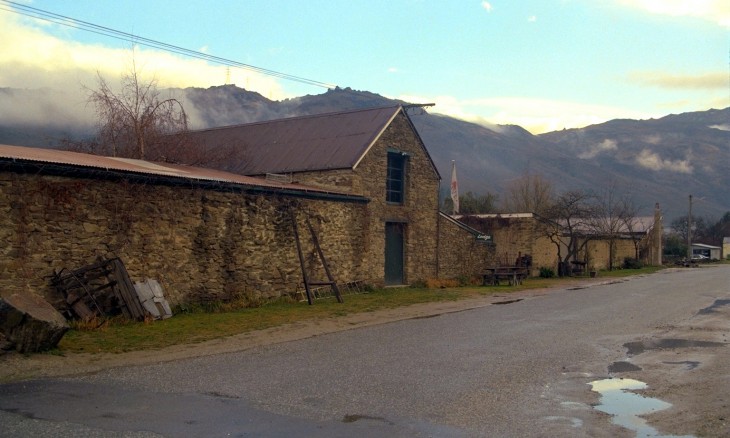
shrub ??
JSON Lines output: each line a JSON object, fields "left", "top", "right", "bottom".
{"left": 539, "top": 267, "right": 555, "bottom": 278}
{"left": 456, "top": 275, "right": 471, "bottom": 286}
{"left": 622, "top": 257, "right": 643, "bottom": 269}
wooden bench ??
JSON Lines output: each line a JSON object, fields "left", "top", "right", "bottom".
{"left": 483, "top": 267, "right": 529, "bottom": 286}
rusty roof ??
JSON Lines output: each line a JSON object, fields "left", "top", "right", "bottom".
{"left": 461, "top": 213, "right": 656, "bottom": 234}
{"left": 186, "top": 105, "right": 404, "bottom": 175}
{"left": 0, "top": 143, "right": 366, "bottom": 201}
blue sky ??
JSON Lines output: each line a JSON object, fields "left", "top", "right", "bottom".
{"left": 0, "top": 0, "right": 727, "bottom": 133}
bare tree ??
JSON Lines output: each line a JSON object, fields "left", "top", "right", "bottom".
{"left": 589, "top": 182, "right": 629, "bottom": 270}
{"left": 503, "top": 172, "right": 554, "bottom": 215}
{"left": 541, "top": 190, "right": 597, "bottom": 276}
{"left": 86, "top": 59, "right": 188, "bottom": 161}
{"left": 64, "top": 59, "right": 247, "bottom": 170}
{"left": 617, "top": 197, "right": 643, "bottom": 261}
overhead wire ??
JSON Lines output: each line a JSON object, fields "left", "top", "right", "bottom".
{"left": 0, "top": 0, "right": 337, "bottom": 89}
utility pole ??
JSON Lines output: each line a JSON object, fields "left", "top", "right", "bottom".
{"left": 687, "top": 194, "right": 692, "bottom": 259}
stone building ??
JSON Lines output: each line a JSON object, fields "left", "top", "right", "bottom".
{"left": 457, "top": 207, "right": 663, "bottom": 275}
{"left": 1, "top": 105, "right": 486, "bottom": 307}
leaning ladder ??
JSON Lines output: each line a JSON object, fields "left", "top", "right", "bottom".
{"left": 290, "top": 209, "right": 343, "bottom": 305}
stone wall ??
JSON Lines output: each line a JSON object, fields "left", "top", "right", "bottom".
{"left": 437, "top": 216, "right": 494, "bottom": 280}
{"left": 0, "top": 171, "right": 367, "bottom": 307}
{"left": 459, "top": 215, "right": 557, "bottom": 275}
{"left": 352, "top": 113, "right": 441, "bottom": 285}
{"left": 581, "top": 238, "right": 644, "bottom": 271}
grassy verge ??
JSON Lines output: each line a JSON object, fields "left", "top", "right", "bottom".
{"left": 57, "top": 267, "right": 663, "bottom": 355}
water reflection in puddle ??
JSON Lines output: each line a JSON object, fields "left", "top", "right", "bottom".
{"left": 589, "top": 378, "right": 694, "bottom": 438}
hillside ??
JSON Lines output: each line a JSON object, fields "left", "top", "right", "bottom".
{"left": 539, "top": 108, "right": 730, "bottom": 219}
{"left": 0, "top": 85, "right": 727, "bottom": 220}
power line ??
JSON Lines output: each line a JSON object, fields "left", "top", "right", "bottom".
{"left": 0, "top": 0, "right": 337, "bottom": 89}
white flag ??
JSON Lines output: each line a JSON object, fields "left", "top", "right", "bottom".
{"left": 450, "top": 160, "right": 459, "bottom": 214}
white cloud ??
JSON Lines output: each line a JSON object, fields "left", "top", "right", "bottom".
{"left": 396, "top": 94, "right": 655, "bottom": 134}
{"left": 387, "top": 67, "right": 400, "bottom": 73}
{"left": 627, "top": 71, "right": 726, "bottom": 90}
{"left": 642, "top": 134, "right": 662, "bottom": 144}
{"left": 578, "top": 139, "right": 618, "bottom": 159}
{"left": 528, "top": 15, "right": 537, "bottom": 22}
{"left": 481, "top": 1, "right": 493, "bottom": 13}
{"left": 635, "top": 149, "right": 693, "bottom": 173}
{"left": 0, "top": 10, "right": 290, "bottom": 103}
{"left": 616, "top": 0, "right": 730, "bottom": 27}
{"left": 708, "top": 124, "right": 730, "bottom": 131}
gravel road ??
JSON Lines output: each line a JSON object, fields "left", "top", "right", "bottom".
{"left": 1, "top": 266, "right": 728, "bottom": 437}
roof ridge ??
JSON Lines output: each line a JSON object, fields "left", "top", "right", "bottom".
{"left": 188, "top": 104, "right": 402, "bottom": 133}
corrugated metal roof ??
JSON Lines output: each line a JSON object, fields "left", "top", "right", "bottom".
{"left": 186, "top": 105, "right": 403, "bottom": 175}
{"left": 0, "top": 143, "right": 365, "bottom": 200}
{"left": 460, "top": 213, "right": 656, "bottom": 234}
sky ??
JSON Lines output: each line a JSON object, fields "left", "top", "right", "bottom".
{"left": 0, "top": 0, "right": 728, "bottom": 133}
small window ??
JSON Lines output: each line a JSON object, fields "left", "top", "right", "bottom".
{"left": 386, "top": 151, "right": 406, "bottom": 204}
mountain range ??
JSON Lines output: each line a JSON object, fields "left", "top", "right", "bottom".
{"left": 1, "top": 85, "right": 727, "bottom": 221}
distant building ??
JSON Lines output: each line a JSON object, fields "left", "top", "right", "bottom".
{"left": 691, "top": 243, "right": 722, "bottom": 261}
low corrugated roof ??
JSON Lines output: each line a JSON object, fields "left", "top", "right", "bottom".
{"left": 440, "top": 211, "right": 489, "bottom": 236}
{"left": 456, "top": 212, "right": 656, "bottom": 234}
{"left": 0, "top": 143, "right": 366, "bottom": 201}
{"left": 186, "top": 105, "right": 403, "bottom": 175}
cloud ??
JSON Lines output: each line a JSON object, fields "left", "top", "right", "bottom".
{"left": 481, "top": 1, "right": 493, "bottom": 13}
{"left": 396, "top": 94, "right": 655, "bottom": 134}
{"left": 627, "top": 71, "right": 726, "bottom": 90}
{"left": 635, "top": 149, "right": 693, "bottom": 173}
{"left": 642, "top": 134, "right": 662, "bottom": 144}
{"left": 578, "top": 139, "right": 618, "bottom": 159}
{"left": 528, "top": 15, "right": 537, "bottom": 22}
{"left": 617, "top": 0, "right": 730, "bottom": 27}
{"left": 709, "top": 124, "right": 730, "bottom": 131}
{"left": 0, "top": 88, "right": 96, "bottom": 128}
{"left": 0, "top": 9, "right": 290, "bottom": 104}
{"left": 387, "top": 67, "right": 400, "bottom": 73}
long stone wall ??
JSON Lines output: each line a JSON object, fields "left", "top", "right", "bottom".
{"left": 436, "top": 216, "right": 494, "bottom": 280}
{"left": 459, "top": 215, "right": 557, "bottom": 275}
{"left": 0, "top": 171, "right": 367, "bottom": 307}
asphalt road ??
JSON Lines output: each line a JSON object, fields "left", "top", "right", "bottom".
{"left": 1, "top": 266, "right": 729, "bottom": 437}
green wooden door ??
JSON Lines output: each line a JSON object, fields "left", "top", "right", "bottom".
{"left": 384, "top": 222, "right": 405, "bottom": 285}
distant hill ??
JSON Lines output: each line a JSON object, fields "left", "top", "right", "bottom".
{"left": 538, "top": 108, "right": 730, "bottom": 220}
{"left": 0, "top": 85, "right": 727, "bottom": 220}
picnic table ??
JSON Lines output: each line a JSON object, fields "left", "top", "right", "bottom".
{"left": 482, "top": 266, "right": 529, "bottom": 286}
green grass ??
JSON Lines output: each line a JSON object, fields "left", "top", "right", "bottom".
{"left": 57, "top": 268, "right": 663, "bottom": 355}
{"left": 59, "top": 287, "right": 478, "bottom": 354}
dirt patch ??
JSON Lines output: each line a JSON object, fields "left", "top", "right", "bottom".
{"left": 608, "top": 299, "right": 730, "bottom": 437}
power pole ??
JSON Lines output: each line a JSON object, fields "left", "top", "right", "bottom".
{"left": 687, "top": 194, "right": 693, "bottom": 259}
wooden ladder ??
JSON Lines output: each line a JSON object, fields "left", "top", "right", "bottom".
{"left": 291, "top": 209, "right": 343, "bottom": 305}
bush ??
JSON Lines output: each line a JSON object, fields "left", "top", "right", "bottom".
{"left": 456, "top": 275, "right": 471, "bottom": 286}
{"left": 622, "top": 257, "right": 643, "bottom": 269}
{"left": 539, "top": 267, "right": 555, "bottom": 278}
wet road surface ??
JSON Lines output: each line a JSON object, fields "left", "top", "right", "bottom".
{"left": 1, "top": 266, "right": 728, "bottom": 437}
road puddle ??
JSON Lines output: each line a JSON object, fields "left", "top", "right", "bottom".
{"left": 589, "top": 378, "right": 694, "bottom": 437}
